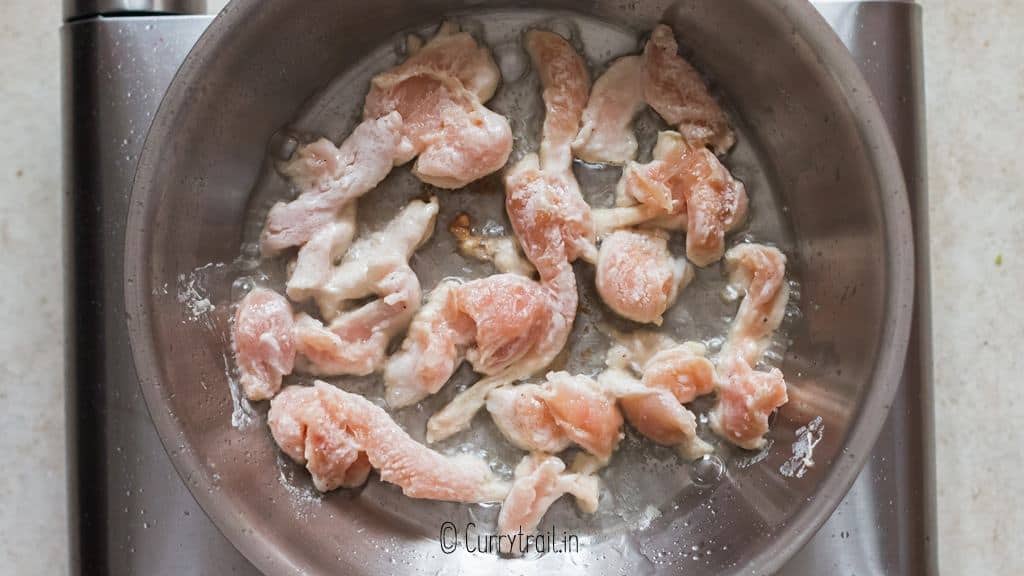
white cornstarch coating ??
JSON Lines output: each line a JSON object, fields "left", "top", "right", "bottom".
{"left": 227, "top": 20, "right": 794, "bottom": 544}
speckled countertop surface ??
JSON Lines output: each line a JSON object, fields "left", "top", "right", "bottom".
{"left": 0, "top": 1, "right": 1020, "bottom": 574}
{"left": 924, "top": 2, "right": 1024, "bottom": 574}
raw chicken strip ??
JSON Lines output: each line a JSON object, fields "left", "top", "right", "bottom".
{"left": 291, "top": 264, "right": 417, "bottom": 376}
{"left": 423, "top": 31, "right": 592, "bottom": 441}
{"left": 619, "top": 131, "right": 748, "bottom": 266}
{"left": 572, "top": 55, "right": 646, "bottom": 164}
{"left": 485, "top": 333, "right": 715, "bottom": 461}
{"left": 366, "top": 50, "right": 512, "bottom": 187}
{"left": 539, "top": 372, "right": 623, "bottom": 461}
{"left": 506, "top": 154, "right": 597, "bottom": 276}
{"left": 591, "top": 203, "right": 665, "bottom": 236}
{"left": 269, "top": 382, "right": 509, "bottom": 502}
{"left": 385, "top": 274, "right": 563, "bottom": 410}
{"left": 497, "top": 454, "right": 599, "bottom": 555}
{"left": 604, "top": 331, "right": 718, "bottom": 403}
{"left": 424, "top": 339, "right": 569, "bottom": 443}
{"left": 425, "top": 212, "right": 580, "bottom": 439}
{"left": 620, "top": 391, "right": 711, "bottom": 459}
{"left": 383, "top": 282, "right": 470, "bottom": 408}
{"left": 596, "top": 229, "right": 692, "bottom": 325}
{"left": 392, "top": 22, "right": 501, "bottom": 103}
{"left": 721, "top": 243, "right": 789, "bottom": 364}
{"left": 709, "top": 355, "right": 788, "bottom": 450}
{"left": 643, "top": 344, "right": 717, "bottom": 403}
{"left": 286, "top": 203, "right": 357, "bottom": 303}
{"left": 449, "top": 212, "right": 535, "bottom": 277}
{"left": 680, "top": 151, "right": 748, "bottom": 266}
{"left": 602, "top": 328, "right": 679, "bottom": 370}
{"left": 488, "top": 372, "right": 624, "bottom": 460}
{"left": 486, "top": 384, "right": 572, "bottom": 454}
{"left": 643, "top": 24, "right": 735, "bottom": 154}
{"left": 504, "top": 29, "right": 595, "bottom": 281}
{"left": 600, "top": 332, "right": 715, "bottom": 458}
{"left": 458, "top": 275, "right": 561, "bottom": 374}
{"left": 507, "top": 31, "right": 596, "bottom": 267}
{"left": 710, "top": 243, "right": 790, "bottom": 450}
{"left": 261, "top": 113, "right": 405, "bottom": 255}
{"left": 423, "top": 278, "right": 573, "bottom": 443}
{"left": 525, "top": 30, "right": 591, "bottom": 172}
{"left": 269, "top": 384, "right": 371, "bottom": 491}
{"left": 291, "top": 199, "right": 438, "bottom": 376}
{"left": 310, "top": 198, "right": 438, "bottom": 319}
{"left": 598, "top": 367, "right": 712, "bottom": 460}
{"left": 488, "top": 371, "right": 627, "bottom": 461}
{"left": 232, "top": 288, "right": 295, "bottom": 401}
{"left": 268, "top": 383, "right": 507, "bottom": 500}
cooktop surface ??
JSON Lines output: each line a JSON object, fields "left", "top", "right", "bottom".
{"left": 61, "top": 2, "right": 934, "bottom": 574}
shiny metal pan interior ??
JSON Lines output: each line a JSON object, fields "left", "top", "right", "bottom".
{"left": 124, "top": 1, "right": 913, "bottom": 574}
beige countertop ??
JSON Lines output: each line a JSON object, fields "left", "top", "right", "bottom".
{"left": 924, "top": 1, "right": 1023, "bottom": 574}
{"left": 0, "top": 1, "right": 1020, "bottom": 574}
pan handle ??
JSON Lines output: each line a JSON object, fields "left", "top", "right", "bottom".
{"left": 65, "top": 0, "right": 207, "bottom": 22}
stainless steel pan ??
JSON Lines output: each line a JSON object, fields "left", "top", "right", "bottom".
{"left": 124, "top": 0, "right": 914, "bottom": 574}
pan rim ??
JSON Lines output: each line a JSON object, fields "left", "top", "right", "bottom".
{"left": 123, "top": 1, "right": 914, "bottom": 574}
